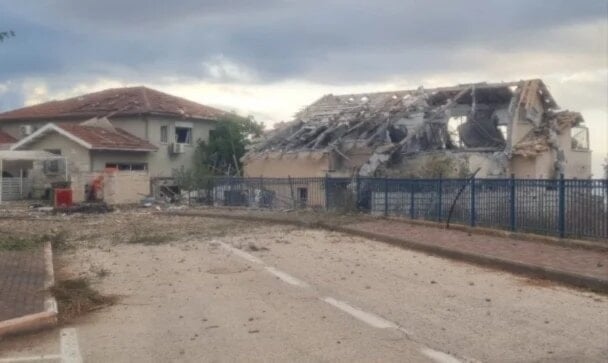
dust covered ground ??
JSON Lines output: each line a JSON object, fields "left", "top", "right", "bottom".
{"left": 1, "top": 210, "right": 607, "bottom": 362}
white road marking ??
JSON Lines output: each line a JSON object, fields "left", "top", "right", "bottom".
{"left": 218, "top": 240, "right": 466, "bottom": 362}
{"left": 265, "top": 266, "right": 309, "bottom": 287}
{"left": 219, "top": 242, "right": 263, "bottom": 264}
{"left": 420, "top": 348, "right": 462, "bottom": 363}
{"left": 60, "top": 328, "right": 82, "bottom": 363}
{"left": 0, "top": 355, "right": 60, "bottom": 362}
{"left": 322, "top": 297, "right": 405, "bottom": 331}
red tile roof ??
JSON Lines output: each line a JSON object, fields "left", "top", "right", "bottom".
{"left": 0, "top": 130, "right": 16, "bottom": 144}
{"left": 56, "top": 124, "right": 157, "bottom": 151}
{"left": 0, "top": 86, "right": 227, "bottom": 121}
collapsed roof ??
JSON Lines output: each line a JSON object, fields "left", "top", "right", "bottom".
{"left": 245, "top": 79, "right": 583, "bottom": 176}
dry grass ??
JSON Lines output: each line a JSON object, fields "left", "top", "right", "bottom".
{"left": 0, "top": 229, "right": 69, "bottom": 251}
{"left": 50, "top": 278, "right": 117, "bottom": 322}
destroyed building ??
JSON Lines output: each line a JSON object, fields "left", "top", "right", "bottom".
{"left": 243, "top": 79, "right": 591, "bottom": 179}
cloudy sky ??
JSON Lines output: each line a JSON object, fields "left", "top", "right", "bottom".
{"left": 1, "top": 0, "right": 607, "bottom": 176}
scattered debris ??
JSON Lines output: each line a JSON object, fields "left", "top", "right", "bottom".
{"left": 244, "top": 79, "right": 590, "bottom": 179}
{"left": 50, "top": 278, "right": 117, "bottom": 322}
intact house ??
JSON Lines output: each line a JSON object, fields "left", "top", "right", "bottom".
{"left": 0, "top": 86, "right": 228, "bottom": 203}
{"left": 243, "top": 79, "right": 592, "bottom": 180}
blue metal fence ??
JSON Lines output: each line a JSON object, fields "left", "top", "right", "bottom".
{"left": 191, "top": 175, "right": 608, "bottom": 241}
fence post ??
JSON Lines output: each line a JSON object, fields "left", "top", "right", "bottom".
{"left": 409, "top": 180, "right": 415, "bottom": 219}
{"left": 509, "top": 174, "right": 516, "bottom": 231}
{"left": 355, "top": 174, "right": 360, "bottom": 211}
{"left": 324, "top": 174, "right": 329, "bottom": 211}
{"left": 384, "top": 176, "right": 389, "bottom": 216}
{"left": 437, "top": 175, "right": 443, "bottom": 221}
{"left": 470, "top": 175, "right": 476, "bottom": 227}
{"left": 558, "top": 173, "right": 565, "bottom": 238}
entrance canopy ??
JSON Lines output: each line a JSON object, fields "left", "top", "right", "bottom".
{"left": 0, "top": 150, "right": 65, "bottom": 161}
{"left": 0, "top": 150, "right": 68, "bottom": 204}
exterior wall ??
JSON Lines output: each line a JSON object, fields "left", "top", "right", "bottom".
{"left": 104, "top": 170, "right": 150, "bottom": 204}
{"left": 70, "top": 169, "right": 150, "bottom": 204}
{"left": 0, "top": 115, "right": 218, "bottom": 178}
{"left": 90, "top": 151, "right": 150, "bottom": 171}
{"left": 510, "top": 156, "right": 537, "bottom": 178}
{"left": 564, "top": 150, "right": 592, "bottom": 178}
{"left": 0, "top": 120, "right": 51, "bottom": 140}
{"left": 145, "top": 116, "right": 215, "bottom": 178}
{"left": 22, "top": 132, "right": 91, "bottom": 181}
{"left": 387, "top": 151, "right": 507, "bottom": 178}
{"left": 244, "top": 154, "right": 331, "bottom": 178}
{"left": 558, "top": 125, "right": 592, "bottom": 179}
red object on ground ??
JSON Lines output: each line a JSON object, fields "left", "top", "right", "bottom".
{"left": 54, "top": 188, "right": 73, "bottom": 208}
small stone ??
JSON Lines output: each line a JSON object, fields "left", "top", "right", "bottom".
{"left": 430, "top": 280, "right": 437, "bottom": 284}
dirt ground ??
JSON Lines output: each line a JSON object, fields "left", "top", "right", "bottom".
{"left": 1, "top": 210, "right": 607, "bottom": 362}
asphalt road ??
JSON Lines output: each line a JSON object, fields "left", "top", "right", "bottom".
{"left": 1, "top": 223, "right": 607, "bottom": 362}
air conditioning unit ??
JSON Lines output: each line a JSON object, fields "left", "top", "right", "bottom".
{"left": 170, "top": 143, "right": 185, "bottom": 154}
{"left": 20, "top": 125, "right": 33, "bottom": 136}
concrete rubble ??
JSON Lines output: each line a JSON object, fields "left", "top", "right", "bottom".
{"left": 245, "top": 79, "right": 587, "bottom": 178}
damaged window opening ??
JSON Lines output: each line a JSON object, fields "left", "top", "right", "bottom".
{"left": 571, "top": 126, "right": 589, "bottom": 151}
{"left": 447, "top": 116, "right": 467, "bottom": 148}
{"left": 497, "top": 125, "right": 507, "bottom": 142}
{"left": 105, "top": 163, "right": 148, "bottom": 171}
{"left": 175, "top": 126, "right": 192, "bottom": 145}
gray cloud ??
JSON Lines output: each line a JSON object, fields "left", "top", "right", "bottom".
{"left": 1, "top": 0, "right": 605, "bottom": 85}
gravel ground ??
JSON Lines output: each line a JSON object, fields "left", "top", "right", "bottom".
{"left": 0, "top": 211, "right": 607, "bottom": 362}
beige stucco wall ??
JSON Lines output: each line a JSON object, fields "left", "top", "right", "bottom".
{"left": 244, "top": 154, "right": 331, "bottom": 178}
{"left": 90, "top": 151, "right": 150, "bottom": 171}
{"left": 0, "top": 115, "right": 217, "bottom": 178}
{"left": 558, "top": 125, "right": 592, "bottom": 179}
{"left": 564, "top": 150, "right": 592, "bottom": 178}
{"left": 104, "top": 170, "right": 150, "bottom": 204}
{"left": 0, "top": 120, "right": 51, "bottom": 140}
{"left": 145, "top": 117, "right": 215, "bottom": 178}
{"left": 22, "top": 132, "right": 91, "bottom": 174}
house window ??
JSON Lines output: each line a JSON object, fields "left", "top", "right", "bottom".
{"left": 160, "top": 125, "right": 168, "bottom": 144}
{"left": 175, "top": 126, "right": 192, "bottom": 145}
{"left": 571, "top": 126, "right": 589, "bottom": 151}
{"left": 44, "top": 149, "right": 61, "bottom": 174}
{"left": 105, "top": 163, "right": 148, "bottom": 171}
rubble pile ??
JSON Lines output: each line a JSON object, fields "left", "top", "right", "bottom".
{"left": 245, "top": 79, "right": 586, "bottom": 178}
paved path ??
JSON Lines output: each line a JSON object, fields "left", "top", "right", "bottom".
{"left": 170, "top": 209, "right": 608, "bottom": 291}
{"left": 1, "top": 222, "right": 607, "bottom": 362}
{"left": 0, "top": 246, "right": 47, "bottom": 322}
{"left": 347, "top": 219, "right": 608, "bottom": 282}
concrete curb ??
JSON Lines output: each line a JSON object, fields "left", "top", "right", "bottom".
{"left": 384, "top": 216, "right": 608, "bottom": 253}
{"left": 166, "top": 210, "right": 608, "bottom": 294}
{"left": 0, "top": 242, "right": 58, "bottom": 338}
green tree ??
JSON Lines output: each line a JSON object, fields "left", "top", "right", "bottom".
{"left": 194, "top": 114, "right": 263, "bottom": 176}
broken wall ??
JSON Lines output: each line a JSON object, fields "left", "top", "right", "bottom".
{"left": 382, "top": 151, "right": 507, "bottom": 178}
{"left": 243, "top": 152, "right": 330, "bottom": 178}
